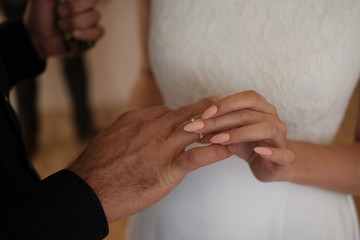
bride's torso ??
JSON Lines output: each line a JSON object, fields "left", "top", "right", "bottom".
{"left": 149, "top": 0, "right": 360, "bottom": 144}
{"left": 129, "top": 1, "right": 360, "bottom": 239}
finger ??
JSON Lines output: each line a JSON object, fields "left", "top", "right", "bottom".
{"left": 73, "top": 26, "right": 104, "bottom": 41}
{"left": 58, "top": 10, "right": 100, "bottom": 32}
{"left": 197, "top": 132, "right": 220, "bottom": 144}
{"left": 160, "top": 97, "right": 217, "bottom": 130}
{"left": 167, "top": 124, "right": 204, "bottom": 154}
{"left": 175, "top": 144, "right": 239, "bottom": 174}
{"left": 171, "top": 131, "right": 221, "bottom": 146}
{"left": 202, "top": 90, "right": 277, "bottom": 120}
{"left": 254, "top": 147, "right": 295, "bottom": 166}
{"left": 210, "top": 121, "right": 286, "bottom": 148}
{"left": 184, "top": 109, "right": 274, "bottom": 134}
{"left": 58, "top": 0, "right": 99, "bottom": 18}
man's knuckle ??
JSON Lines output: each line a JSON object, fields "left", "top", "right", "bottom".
{"left": 150, "top": 121, "right": 165, "bottom": 135}
{"left": 138, "top": 121, "right": 149, "bottom": 131}
{"left": 156, "top": 105, "right": 172, "bottom": 114}
{"left": 120, "top": 109, "right": 141, "bottom": 121}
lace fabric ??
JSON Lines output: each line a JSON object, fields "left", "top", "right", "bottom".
{"left": 128, "top": 1, "right": 360, "bottom": 239}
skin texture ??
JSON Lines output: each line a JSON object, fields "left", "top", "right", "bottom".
{"left": 70, "top": 98, "right": 238, "bottom": 222}
{"left": 183, "top": 91, "right": 295, "bottom": 182}
{"left": 133, "top": 0, "right": 360, "bottom": 195}
{"left": 24, "top": 0, "right": 104, "bottom": 58}
{"left": 20, "top": 0, "right": 238, "bottom": 224}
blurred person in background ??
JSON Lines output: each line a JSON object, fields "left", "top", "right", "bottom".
{"left": 0, "top": 0, "right": 97, "bottom": 157}
{"left": 127, "top": 0, "right": 360, "bottom": 240}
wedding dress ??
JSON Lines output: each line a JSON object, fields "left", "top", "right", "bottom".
{"left": 128, "top": 0, "right": 360, "bottom": 239}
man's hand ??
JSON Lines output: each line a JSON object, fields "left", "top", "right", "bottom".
{"left": 69, "top": 98, "right": 238, "bottom": 222}
{"left": 24, "top": 0, "right": 104, "bottom": 58}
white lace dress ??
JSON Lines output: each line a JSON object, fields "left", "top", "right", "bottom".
{"left": 128, "top": 0, "right": 360, "bottom": 239}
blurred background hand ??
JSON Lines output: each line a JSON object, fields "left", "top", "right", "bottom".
{"left": 24, "top": 0, "right": 104, "bottom": 58}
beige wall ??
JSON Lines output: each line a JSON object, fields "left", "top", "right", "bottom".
{"left": 20, "top": 0, "right": 140, "bottom": 112}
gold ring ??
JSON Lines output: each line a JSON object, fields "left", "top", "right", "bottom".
{"left": 189, "top": 117, "right": 204, "bottom": 139}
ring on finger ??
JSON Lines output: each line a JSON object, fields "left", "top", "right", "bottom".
{"left": 189, "top": 117, "right": 204, "bottom": 139}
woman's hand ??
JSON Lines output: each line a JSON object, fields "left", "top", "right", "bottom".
{"left": 183, "top": 90, "right": 295, "bottom": 182}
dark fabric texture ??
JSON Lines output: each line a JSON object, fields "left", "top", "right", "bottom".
{"left": 0, "top": 19, "right": 44, "bottom": 90}
{"left": 0, "top": 19, "right": 108, "bottom": 239}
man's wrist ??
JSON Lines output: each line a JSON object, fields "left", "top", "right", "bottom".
{"left": 29, "top": 169, "right": 109, "bottom": 239}
{"left": 69, "top": 161, "right": 114, "bottom": 223}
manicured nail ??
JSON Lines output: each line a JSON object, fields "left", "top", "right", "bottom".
{"left": 254, "top": 147, "right": 273, "bottom": 156}
{"left": 202, "top": 105, "right": 218, "bottom": 119}
{"left": 210, "top": 133, "right": 230, "bottom": 144}
{"left": 183, "top": 120, "right": 205, "bottom": 132}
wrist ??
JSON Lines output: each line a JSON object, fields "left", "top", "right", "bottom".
{"left": 33, "top": 170, "right": 109, "bottom": 239}
{"left": 68, "top": 160, "right": 116, "bottom": 223}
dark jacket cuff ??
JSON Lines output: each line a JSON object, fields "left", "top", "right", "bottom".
{"left": 0, "top": 19, "right": 45, "bottom": 88}
{"left": 27, "top": 169, "right": 109, "bottom": 240}
{"left": 0, "top": 170, "right": 109, "bottom": 240}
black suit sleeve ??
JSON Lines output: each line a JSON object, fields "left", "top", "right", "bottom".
{"left": 0, "top": 170, "right": 109, "bottom": 240}
{"left": 0, "top": 18, "right": 109, "bottom": 239}
{"left": 0, "top": 19, "right": 45, "bottom": 89}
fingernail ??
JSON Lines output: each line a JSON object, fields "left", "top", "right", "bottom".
{"left": 210, "top": 133, "right": 230, "bottom": 144}
{"left": 254, "top": 147, "right": 273, "bottom": 156}
{"left": 202, "top": 105, "right": 218, "bottom": 119}
{"left": 183, "top": 120, "right": 205, "bottom": 132}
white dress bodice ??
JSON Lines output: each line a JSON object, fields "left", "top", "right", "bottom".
{"left": 128, "top": 1, "right": 360, "bottom": 239}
